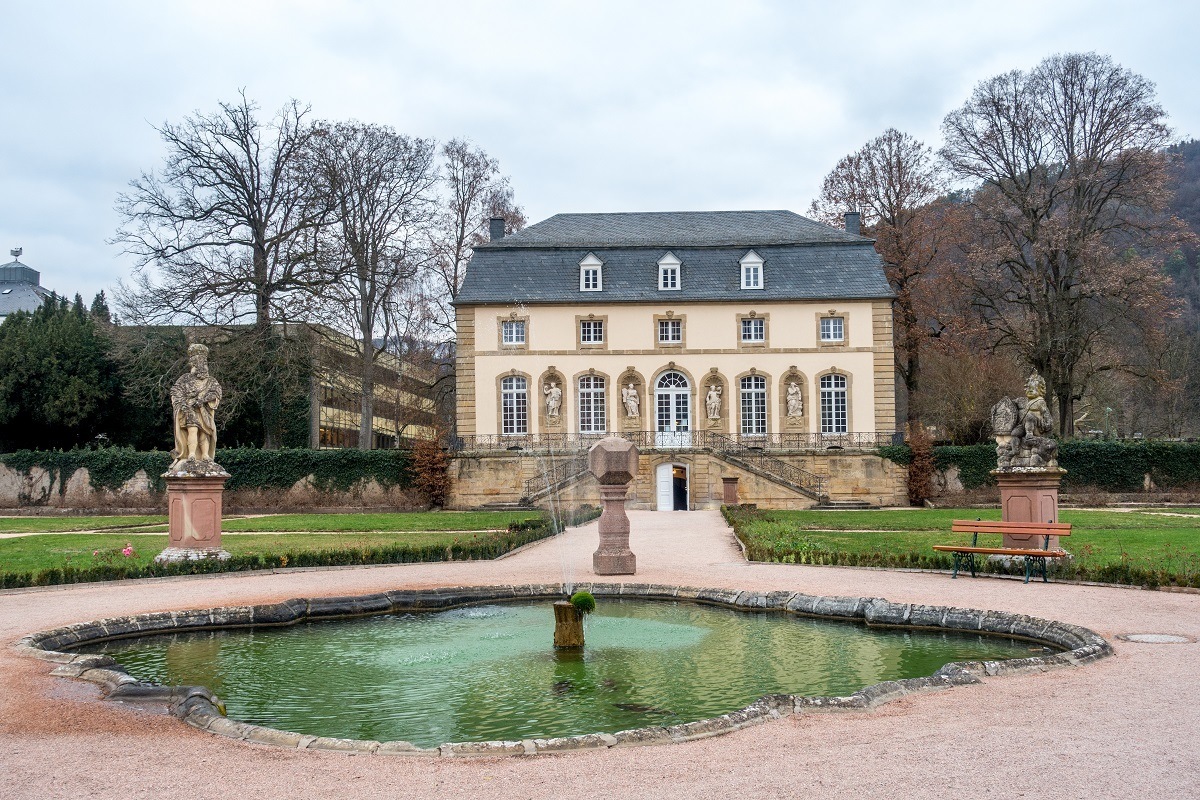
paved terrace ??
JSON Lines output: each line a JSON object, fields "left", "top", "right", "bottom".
{"left": 2, "top": 510, "right": 1198, "bottom": 799}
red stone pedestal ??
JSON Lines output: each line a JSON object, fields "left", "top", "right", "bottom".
{"left": 594, "top": 484, "right": 637, "bottom": 574}
{"left": 722, "top": 477, "right": 739, "bottom": 505}
{"left": 993, "top": 469, "right": 1066, "bottom": 549}
{"left": 156, "top": 475, "right": 231, "bottom": 562}
{"left": 589, "top": 436, "right": 639, "bottom": 576}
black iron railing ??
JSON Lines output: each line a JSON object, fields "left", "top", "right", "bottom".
{"left": 451, "top": 430, "right": 898, "bottom": 453}
{"left": 707, "top": 432, "right": 826, "bottom": 498}
{"left": 522, "top": 453, "right": 591, "bottom": 497}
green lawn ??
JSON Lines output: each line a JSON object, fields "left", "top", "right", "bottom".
{"left": 0, "top": 510, "right": 554, "bottom": 581}
{"left": 729, "top": 507, "right": 1200, "bottom": 587}
{"left": 217, "top": 511, "right": 543, "bottom": 533}
{"left": 0, "top": 515, "right": 167, "bottom": 534}
{"left": 0, "top": 529, "right": 524, "bottom": 575}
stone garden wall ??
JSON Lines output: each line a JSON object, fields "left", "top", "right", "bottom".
{"left": 447, "top": 451, "right": 908, "bottom": 510}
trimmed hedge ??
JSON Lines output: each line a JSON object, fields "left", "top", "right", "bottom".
{"left": 0, "top": 447, "right": 415, "bottom": 495}
{"left": 877, "top": 440, "right": 1200, "bottom": 492}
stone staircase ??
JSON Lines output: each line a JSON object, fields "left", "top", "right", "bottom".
{"left": 519, "top": 453, "right": 592, "bottom": 504}
{"left": 708, "top": 432, "right": 826, "bottom": 502}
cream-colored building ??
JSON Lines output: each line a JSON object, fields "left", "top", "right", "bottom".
{"left": 452, "top": 211, "right": 904, "bottom": 510}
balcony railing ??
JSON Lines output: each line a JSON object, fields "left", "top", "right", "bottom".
{"left": 451, "top": 430, "right": 900, "bottom": 453}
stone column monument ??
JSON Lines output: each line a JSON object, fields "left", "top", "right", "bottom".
{"left": 156, "top": 344, "right": 231, "bottom": 563}
{"left": 989, "top": 372, "right": 1067, "bottom": 550}
{"left": 588, "top": 435, "right": 639, "bottom": 575}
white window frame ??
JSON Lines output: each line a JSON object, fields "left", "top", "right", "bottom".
{"left": 741, "top": 317, "right": 765, "bottom": 342}
{"left": 820, "top": 316, "right": 845, "bottom": 343}
{"left": 578, "top": 375, "right": 607, "bottom": 434}
{"left": 501, "top": 319, "right": 526, "bottom": 345}
{"left": 740, "top": 375, "right": 767, "bottom": 435}
{"left": 579, "top": 253, "right": 603, "bottom": 292}
{"left": 501, "top": 376, "right": 528, "bottom": 435}
{"left": 658, "top": 252, "right": 681, "bottom": 291}
{"left": 820, "top": 374, "right": 848, "bottom": 434}
{"left": 658, "top": 318, "right": 682, "bottom": 344}
{"left": 740, "top": 250, "right": 764, "bottom": 290}
{"left": 579, "top": 319, "right": 604, "bottom": 344}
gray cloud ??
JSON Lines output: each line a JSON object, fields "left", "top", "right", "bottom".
{"left": 1, "top": 0, "right": 1196, "bottom": 303}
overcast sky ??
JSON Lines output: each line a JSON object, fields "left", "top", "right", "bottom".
{"left": 2, "top": 0, "right": 1197, "bottom": 303}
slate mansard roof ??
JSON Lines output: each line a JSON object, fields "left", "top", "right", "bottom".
{"left": 456, "top": 210, "right": 894, "bottom": 304}
{"left": 0, "top": 259, "right": 52, "bottom": 319}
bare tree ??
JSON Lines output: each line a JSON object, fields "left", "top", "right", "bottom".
{"left": 810, "top": 128, "right": 951, "bottom": 422}
{"left": 426, "top": 139, "right": 525, "bottom": 344}
{"left": 113, "top": 92, "right": 327, "bottom": 448}
{"left": 940, "top": 52, "right": 1185, "bottom": 436}
{"left": 307, "top": 122, "right": 438, "bottom": 449}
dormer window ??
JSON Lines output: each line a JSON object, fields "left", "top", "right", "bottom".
{"left": 658, "top": 253, "right": 681, "bottom": 291}
{"left": 579, "top": 253, "right": 603, "bottom": 291}
{"left": 740, "top": 250, "right": 763, "bottom": 289}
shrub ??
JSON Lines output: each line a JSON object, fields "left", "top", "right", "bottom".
{"left": 569, "top": 590, "right": 597, "bottom": 615}
{"left": 411, "top": 438, "right": 451, "bottom": 508}
{"left": 906, "top": 423, "right": 935, "bottom": 506}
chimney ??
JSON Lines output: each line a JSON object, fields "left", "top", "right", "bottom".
{"left": 489, "top": 217, "right": 506, "bottom": 241}
{"left": 844, "top": 211, "right": 861, "bottom": 236}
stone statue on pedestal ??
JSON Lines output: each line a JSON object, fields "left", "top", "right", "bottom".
{"left": 158, "top": 342, "right": 230, "bottom": 563}
{"left": 990, "top": 372, "right": 1059, "bottom": 469}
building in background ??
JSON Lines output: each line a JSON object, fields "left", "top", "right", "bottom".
{"left": 307, "top": 326, "right": 441, "bottom": 449}
{"left": 0, "top": 248, "right": 53, "bottom": 323}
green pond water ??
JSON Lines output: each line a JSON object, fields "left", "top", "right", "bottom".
{"left": 84, "top": 600, "right": 1036, "bottom": 746}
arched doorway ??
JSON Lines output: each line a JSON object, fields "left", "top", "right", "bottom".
{"left": 655, "top": 370, "right": 691, "bottom": 448}
{"left": 655, "top": 462, "right": 689, "bottom": 511}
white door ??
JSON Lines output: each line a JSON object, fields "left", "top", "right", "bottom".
{"left": 655, "top": 371, "right": 691, "bottom": 448}
{"left": 655, "top": 463, "right": 674, "bottom": 511}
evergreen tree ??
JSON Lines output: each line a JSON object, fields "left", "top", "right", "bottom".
{"left": 0, "top": 297, "right": 122, "bottom": 450}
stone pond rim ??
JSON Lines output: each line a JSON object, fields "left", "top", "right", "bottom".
{"left": 16, "top": 583, "right": 1114, "bottom": 757}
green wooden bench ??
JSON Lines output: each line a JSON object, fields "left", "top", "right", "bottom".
{"left": 934, "top": 519, "right": 1072, "bottom": 584}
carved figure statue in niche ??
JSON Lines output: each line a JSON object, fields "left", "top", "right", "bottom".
{"left": 621, "top": 383, "right": 640, "bottom": 417}
{"left": 786, "top": 381, "right": 803, "bottom": 417}
{"left": 989, "top": 372, "right": 1059, "bottom": 469}
{"left": 706, "top": 382, "right": 723, "bottom": 419}
{"left": 544, "top": 380, "right": 562, "bottom": 418}
{"left": 169, "top": 343, "right": 224, "bottom": 473}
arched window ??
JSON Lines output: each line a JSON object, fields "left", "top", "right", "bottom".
{"left": 740, "top": 375, "right": 767, "bottom": 435}
{"left": 657, "top": 371, "right": 689, "bottom": 389}
{"left": 578, "top": 375, "right": 607, "bottom": 433}
{"left": 501, "top": 376, "right": 528, "bottom": 435}
{"left": 820, "top": 374, "right": 848, "bottom": 434}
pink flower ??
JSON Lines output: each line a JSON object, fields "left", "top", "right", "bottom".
{"left": 92, "top": 550, "right": 99, "bottom": 556}
{"left": 122, "top": 545, "right": 135, "bottom": 558}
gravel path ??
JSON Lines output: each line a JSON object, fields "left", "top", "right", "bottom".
{"left": 2, "top": 510, "right": 1198, "bottom": 799}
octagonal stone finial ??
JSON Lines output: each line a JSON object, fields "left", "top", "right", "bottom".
{"left": 588, "top": 435, "right": 639, "bottom": 486}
